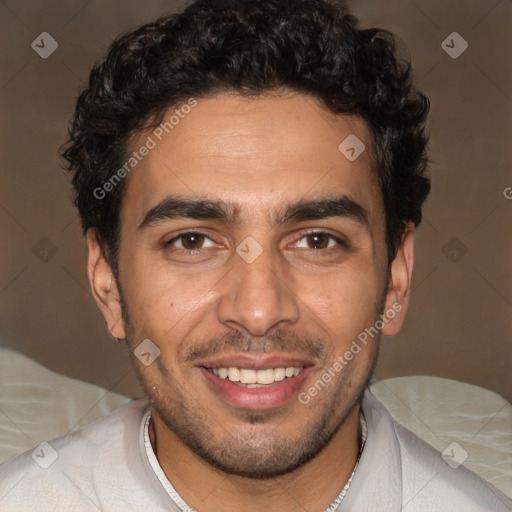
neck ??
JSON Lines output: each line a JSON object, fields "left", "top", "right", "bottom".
{"left": 149, "top": 404, "right": 361, "bottom": 512}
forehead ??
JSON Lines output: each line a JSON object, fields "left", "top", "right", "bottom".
{"left": 120, "top": 92, "right": 383, "bottom": 227}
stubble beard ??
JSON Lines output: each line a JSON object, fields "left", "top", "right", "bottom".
{"left": 117, "top": 279, "right": 384, "bottom": 479}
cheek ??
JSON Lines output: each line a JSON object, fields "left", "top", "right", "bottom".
{"left": 122, "top": 255, "right": 221, "bottom": 339}
{"left": 299, "top": 265, "right": 381, "bottom": 344}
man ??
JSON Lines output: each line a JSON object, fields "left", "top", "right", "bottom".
{"left": 1, "top": 0, "right": 510, "bottom": 510}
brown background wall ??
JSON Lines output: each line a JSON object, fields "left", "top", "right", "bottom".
{"left": 0, "top": 0, "right": 511, "bottom": 401}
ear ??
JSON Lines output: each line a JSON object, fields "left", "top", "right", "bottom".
{"left": 381, "top": 223, "right": 415, "bottom": 336}
{"left": 86, "top": 229, "right": 126, "bottom": 340}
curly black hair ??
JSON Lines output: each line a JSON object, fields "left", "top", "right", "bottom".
{"left": 61, "top": 0, "right": 430, "bottom": 274}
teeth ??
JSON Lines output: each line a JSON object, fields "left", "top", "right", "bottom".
{"left": 256, "top": 369, "right": 275, "bottom": 384}
{"left": 274, "top": 368, "right": 285, "bottom": 381}
{"left": 209, "top": 366, "right": 303, "bottom": 385}
{"left": 239, "top": 369, "right": 256, "bottom": 384}
{"left": 228, "top": 367, "right": 240, "bottom": 382}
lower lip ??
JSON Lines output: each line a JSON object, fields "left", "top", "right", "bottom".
{"left": 199, "top": 367, "right": 313, "bottom": 410}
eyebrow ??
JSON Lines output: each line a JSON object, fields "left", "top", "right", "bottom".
{"left": 137, "top": 194, "right": 369, "bottom": 231}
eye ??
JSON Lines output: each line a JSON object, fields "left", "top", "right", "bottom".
{"left": 167, "top": 231, "right": 216, "bottom": 251}
{"left": 294, "top": 232, "right": 345, "bottom": 250}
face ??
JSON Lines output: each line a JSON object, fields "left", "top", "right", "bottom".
{"left": 88, "top": 92, "right": 413, "bottom": 478}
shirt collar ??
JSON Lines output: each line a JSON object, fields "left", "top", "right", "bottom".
{"left": 143, "top": 402, "right": 370, "bottom": 511}
{"left": 336, "top": 388, "right": 403, "bottom": 511}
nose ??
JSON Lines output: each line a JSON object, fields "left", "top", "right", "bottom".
{"left": 215, "top": 243, "right": 300, "bottom": 337}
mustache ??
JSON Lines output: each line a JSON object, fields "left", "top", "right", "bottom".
{"left": 179, "top": 329, "right": 330, "bottom": 365}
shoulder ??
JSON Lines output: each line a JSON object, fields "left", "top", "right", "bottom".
{"left": 364, "top": 391, "right": 512, "bottom": 511}
{"left": 0, "top": 400, "right": 155, "bottom": 511}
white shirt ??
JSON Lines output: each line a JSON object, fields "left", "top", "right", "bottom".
{"left": 0, "top": 389, "right": 510, "bottom": 511}
{"left": 142, "top": 410, "right": 367, "bottom": 511}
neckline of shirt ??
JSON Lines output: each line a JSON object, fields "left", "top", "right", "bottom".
{"left": 143, "top": 408, "right": 367, "bottom": 512}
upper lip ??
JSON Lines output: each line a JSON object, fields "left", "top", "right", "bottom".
{"left": 196, "top": 354, "right": 315, "bottom": 371}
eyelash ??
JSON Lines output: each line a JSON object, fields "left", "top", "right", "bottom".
{"left": 165, "top": 230, "right": 348, "bottom": 252}
{"left": 165, "top": 230, "right": 216, "bottom": 251}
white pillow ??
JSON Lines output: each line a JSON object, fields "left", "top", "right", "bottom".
{"left": 0, "top": 347, "right": 130, "bottom": 463}
{"left": 371, "top": 376, "right": 512, "bottom": 498}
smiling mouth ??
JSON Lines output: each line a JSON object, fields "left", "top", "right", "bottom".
{"left": 203, "top": 366, "right": 305, "bottom": 387}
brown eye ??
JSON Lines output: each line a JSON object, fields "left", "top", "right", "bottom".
{"left": 167, "top": 232, "right": 215, "bottom": 251}
{"left": 306, "top": 233, "right": 331, "bottom": 249}
{"left": 180, "top": 233, "right": 206, "bottom": 250}
{"left": 293, "top": 232, "right": 346, "bottom": 251}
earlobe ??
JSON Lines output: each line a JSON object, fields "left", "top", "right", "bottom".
{"left": 86, "top": 229, "right": 126, "bottom": 340}
{"left": 381, "top": 224, "right": 415, "bottom": 337}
